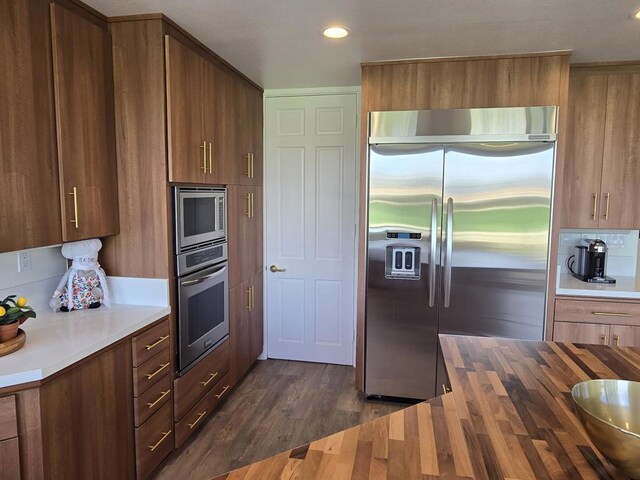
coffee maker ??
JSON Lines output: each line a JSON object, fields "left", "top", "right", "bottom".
{"left": 567, "top": 239, "right": 616, "bottom": 284}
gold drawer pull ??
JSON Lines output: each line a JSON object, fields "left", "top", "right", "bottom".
{"left": 442, "top": 384, "right": 450, "bottom": 394}
{"left": 200, "top": 371, "right": 219, "bottom": 387}
{"left": 68, "top": 187, "right": 79, "bottom": 228}
{"left": 146, "top": 390, "right": 170, "bottom": 409}
{"left": 613, "top": 334, "right": 620, "bottom": 346}
{"left": 145, "top": 363, "right": 170, "bottom": 380}
{"left": 188, "top": 411, "right": 206, "bottom": 429}
{"left": 148, "top": 430, "right": 171, "bottom": 451}
{"left": 604, "top": 192, "right": 610, "bottom": 220}
{"left": 600, "top": 334, "right": 609, "bottom": 345}
{"left": 208, "top": 142, "right": 212, "bottom": 174}
{"left": 592, "top": 312, "right": 633, "bottom": 317}
{"left": 245, "top": 194, "right": 252, "bottom": 217}
{"left": 250, "top": 153, "right": 254, "bottom": 178}
{"left": 592, "top": 192, "right": 598, "bottom": 220}
{"left": 145, "top": 335, "right": 169, "bottom": 351}
{"left": 215, "top": 385, "right": 230, "bottom": 399}
{"left": 245, "top": 153, "right": 251, "bottom": 177}
{"left": 200, "top": 141, "right": 207, "bottom": 172}
{"left": 246, "top": 288, "right": 252, "bottom": 310}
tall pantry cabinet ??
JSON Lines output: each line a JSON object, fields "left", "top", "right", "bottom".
{"left": 105, "top": 14, "right": 263, "bottom": 477}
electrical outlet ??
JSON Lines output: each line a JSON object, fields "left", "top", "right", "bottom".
{"left": 18, "top": 251, "right": 31, "bottom": 272}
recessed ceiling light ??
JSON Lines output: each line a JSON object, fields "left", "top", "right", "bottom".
{"left": 635, "top": 9, "right": 640, "bottom": 19}
{"left": 323, "top": 26, "right": 349, "bottom": 39}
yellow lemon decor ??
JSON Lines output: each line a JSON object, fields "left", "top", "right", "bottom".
{"left": 16, "top": 297, "right": 27, "bottom": 307}
{"left": 0, "top": 306, "right": 5, "bottom": 317}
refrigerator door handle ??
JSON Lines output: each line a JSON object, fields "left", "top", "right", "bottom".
{"left": 444, "top": 197, "right": 453, "bottom": 308}
{"left": 429, "top": 198, "right": 437, "bottom": 307}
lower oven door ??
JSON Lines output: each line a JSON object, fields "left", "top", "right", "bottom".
{"left": 178, "top": 262, "right": 229, "bottom": 373}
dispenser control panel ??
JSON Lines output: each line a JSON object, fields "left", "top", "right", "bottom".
{"left": 386, "top": 232, "right": 422, "bottom": 240}
{"left": 385, "top": 246, "right": 421, "bottom": 280}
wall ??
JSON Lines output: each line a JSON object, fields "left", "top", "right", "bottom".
{"left": 0, "top": 245, "right": 66, "bottom": 312}
{"left": 557, "top": 229, "right": 640, "bottom": 277}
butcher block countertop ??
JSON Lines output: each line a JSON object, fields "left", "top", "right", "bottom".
{"left": 213, "top": 335, "right": 640, "bottom": 480}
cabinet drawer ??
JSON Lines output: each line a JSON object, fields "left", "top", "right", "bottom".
{"left": 134, "top": 374, "right": 172, "bottom": 427}
{"left": 555, "top": 299, "right": 640, "bottom": 326}
{"left": 174, "top": 339, "right": 229, "bottom": 421}
{"left": 0, "top": 437, "right": 20, "bottom": 480}
{"left": 135, "top": 402, "right": 173, "bottom": 480}
{"left": 134, "top": 347, "right": 172, "bottom": 397}
{"left": 553, "top": 321, "right": 610, "bottom": 345}
{"left": 175, "top": 372, "right": 231, "bottom": 449}
{"left": 0, "top": 396, "right": 17, "bottom": 441}
{"left": 132, "top": 318, "right": 170, "bottom": 367}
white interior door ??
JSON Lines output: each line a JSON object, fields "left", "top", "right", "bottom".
{"left": 265, "top": 93, "right": 358, "bottom": 365}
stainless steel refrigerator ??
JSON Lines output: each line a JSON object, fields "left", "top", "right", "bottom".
{"left": 365, "top": 107, "right": 557, "bottom": 400}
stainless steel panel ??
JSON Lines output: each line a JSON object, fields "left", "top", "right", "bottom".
{"left": 370, "top": 107, "right": 557, "bottom": 144}
{"left": 438, "top": 142, "right": 554, "bottom": 340}
{"left": 365, "top": 144, "right": 443, "bottom": 400}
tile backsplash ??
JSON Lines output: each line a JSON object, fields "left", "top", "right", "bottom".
{"left": 557, "top": 229, "right": 640, "bottom": 277}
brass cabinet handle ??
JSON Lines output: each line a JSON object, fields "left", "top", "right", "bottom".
{"left": 251, "top": 285, "right": 255, "bottom": 310}
{"left": 250, "top": 153, "right": 254, "bottom": 178}
{"left": 245, "top": 153, "right": 251, "bottom": 177}
{"left": 215, "top": 385, "right": 230, "bottom": 399}
{"left": 245, "top": 194, "right": 252, "bottom": 217}
{"left": 145, "top": 335, "right": 169, "bottom": 351}
{"left": 188, "top": 412, "right": 206, "bottom": 429}
{"left": 68, "top": 187, "right": 79, "bottom": 228}
{"left": 442, "top": 384, "right": 450, "bottom": 394}
{"left": 148, "top": 430, "right": 171, "bottom": 451}
{"left": 200, "top": 141, "right": 207, "bottom": 172}
{"left": 600, "top": 334, "right": 609, "bottom": 345}
{"left": 246, "top": 288, "right": 252, "bottom": 310}
{"left": 208, "top": 142, "right": 212, "bottom": 174}
{"left": 592, "top": 311, "right": 633, "bottom": 317}
{"left": 604, "top": 192, "right": 610, "bottom": 220}
{"left": 146, "top": 390, "right": 170, "bottom": 409}
{"left": 613, "top": 334, "right": 620, "bottom": 346}
{"left": 145, "top": 363, "right": 170, "bottom": 380}
{"left": 200, "top": 371, "right": 219, "bottom": 387}
{"left": 592, "top": 192, "right": 598, "bottom": 220}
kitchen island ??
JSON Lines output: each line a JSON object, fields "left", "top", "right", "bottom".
{"left": 212, "top": 335, "right": 640, "bottom": 479}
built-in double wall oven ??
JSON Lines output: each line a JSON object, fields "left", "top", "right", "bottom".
{"left": 174, "top": 186, "right": 228, "bottom": 375}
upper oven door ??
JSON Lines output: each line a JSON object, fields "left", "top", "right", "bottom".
{"left": 176, "top": 189, "right": 226, "bottom": 251}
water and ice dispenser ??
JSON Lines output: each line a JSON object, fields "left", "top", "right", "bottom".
{"left": 384, "top": 232, "right": 421, "bottom": 280}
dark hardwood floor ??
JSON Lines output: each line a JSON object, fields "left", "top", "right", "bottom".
{"left": 154, "top": 359, "right": 408, "bottom": 480}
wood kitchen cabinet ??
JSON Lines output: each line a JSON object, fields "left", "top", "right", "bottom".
{"left": 228, "top": 186, "right": 263, "bottom": 288}
{"left": 559, "top": 65, "right": 640, "bottom": 229}
{"left": 553, "top": 297, "right": 640, "bottom": 346}
{"left": 229, "top": 271, "right": 263, "bottom": 384}
{"left": 166, "top": 34, "right": 245, "bottom": 185}
{"left": 50, "top": 3, "right": 119, "bottom": 241}
{"left": 165, "top": 35, "right": 209, "bottom": 184}
{"left": 238, "top": 83, "right": 264, "bottom": 186}
{"left": 0, "top": 0, "right": 61, "bottom": 253}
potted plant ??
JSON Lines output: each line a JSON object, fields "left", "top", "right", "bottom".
{"left": 0, "top": 295, "right": 36, "bottom": 342}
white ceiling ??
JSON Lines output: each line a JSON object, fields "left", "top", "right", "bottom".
{"left": 87, "top": 0, "right": 640, "bottom": 89}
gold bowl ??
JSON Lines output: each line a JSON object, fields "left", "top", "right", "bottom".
{"left": 572, "top": 379, "right": 640, "bottom": 479}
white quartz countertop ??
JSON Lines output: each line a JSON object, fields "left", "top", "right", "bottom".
{"left": 556, "top": 273, "right": 640, "bottom": 300}
{"left": 0, "top": 304, "right": 170, "bottom": 389}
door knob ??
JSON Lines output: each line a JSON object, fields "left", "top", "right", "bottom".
{"left": 270, "top": 265, "right": 286, "bottom": 273}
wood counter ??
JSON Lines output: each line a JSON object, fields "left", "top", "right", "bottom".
{"left": 212, "top": 335, "right": 640, "bottom": 479}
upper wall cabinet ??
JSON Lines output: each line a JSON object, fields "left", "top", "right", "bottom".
{"left": 50, "top": 3, "right": 119, "bottom": 241}
{"left": 238, "top": 83, "right": 263, "bottom": 186}
{"left": 0, "top": 1, "right": 119, "bottom": 253}
{"left": 0, "top": 0, "right": 61, "bottom": 252}
{"left": 166, "top": 35, "right": 250, "bottom": 186}
{"left": 559, "top": 67, "right": 640, "bottom": 229}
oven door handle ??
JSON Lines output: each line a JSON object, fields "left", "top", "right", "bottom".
{"left": 180, "top": 265, "right": 228, "bottom": 287}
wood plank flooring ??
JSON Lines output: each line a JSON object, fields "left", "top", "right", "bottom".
{"left": 153, "top": 359, "right": 407, "bottom": 480}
